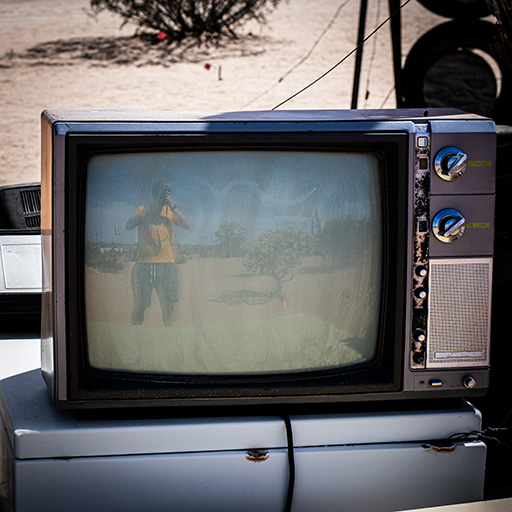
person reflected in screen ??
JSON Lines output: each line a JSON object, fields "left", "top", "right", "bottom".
{"left": 126, "top": 182, "right": 192, "bottom": 326}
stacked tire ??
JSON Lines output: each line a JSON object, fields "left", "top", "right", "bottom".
{"left": 402, "top": 0, "right": 512, "bottom": 124}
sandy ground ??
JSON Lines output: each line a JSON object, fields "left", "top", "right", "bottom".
{"left": 85, "top": 255, "right": 377, "bottom": 373}
{"left": 0, "top": 0, "right": 446, "bottom": 187}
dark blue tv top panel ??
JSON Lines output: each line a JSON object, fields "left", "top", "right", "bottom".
{"left": 42, "top": 108, "right": 496, "bottom": 137}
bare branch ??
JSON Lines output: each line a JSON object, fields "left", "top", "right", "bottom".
{"left": 90, "top": 0, "right": 284, "bottom": 42}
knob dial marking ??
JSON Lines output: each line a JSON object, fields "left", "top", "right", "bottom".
{"left": 432, "top": 208, "right": 466, "bottom": 243}
{"left": 434, "top": 146, "right": 468, "bottom": 181}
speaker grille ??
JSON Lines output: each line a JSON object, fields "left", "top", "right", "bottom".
{"left": 427, "top": 258, "right": 492, "bottom": 368}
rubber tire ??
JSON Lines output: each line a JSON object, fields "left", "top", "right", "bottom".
{"left": 416, "top": 0, "right": 491, "bottom": 19}
{"left": 401, "top": 20, "right": 512, "bottom": 124}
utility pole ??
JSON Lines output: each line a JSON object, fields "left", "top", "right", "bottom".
{"left": 389, "top": 0, "right": 403, "bottom": 107}
{"left": 351, "top": 0, "right": 368, "bottom": 109}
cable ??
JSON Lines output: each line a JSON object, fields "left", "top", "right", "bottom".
{"left": 282, "top": 413, "right": 296, "bottom": 512}
{"left": 272, "top": 0, "right": 413, "bottom": 110}
{"left": 500, "top": 408, "right": 512, "bottom": 429}
{"left": 379, "top": 85, "right": 396, "bottom": 108}
{"left": 276, "top": 0, "right": 352, "bottom": 86}
{"left": 448, "top": 428, "right": 512, "bottom": 450}
{"left": 241, "top": 0, "right": 352, "bottom": 109}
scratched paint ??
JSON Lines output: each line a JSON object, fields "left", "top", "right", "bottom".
{"left": 422, "top": 443, "right": 458, "bottom": 454}
{"left": 245, "top": 450, "right": 270, "bottom": 462}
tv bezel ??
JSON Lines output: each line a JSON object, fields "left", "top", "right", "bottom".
{"left": 57, "top": 129, "right": 409, "bottom": 407}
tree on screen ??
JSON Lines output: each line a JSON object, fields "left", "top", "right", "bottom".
{"left": 90, "top": 0, "right": 283, "bottom": 42}
{"left": 214, "top": 222, "right": 248, "bottom": 257}
{"left": 245, "top": 230, "right": 314, "bottom": 299}
{"left": 85, "top": 242, "right": 126, "bottom": 274}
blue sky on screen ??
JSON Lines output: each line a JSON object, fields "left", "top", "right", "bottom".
{"left": 85, "top": 151, "right": 381, "bottom": 245}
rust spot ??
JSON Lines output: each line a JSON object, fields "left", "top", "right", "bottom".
{"left": 245, "top": 449, "right": 270, "bottom": 463}
{"left": 422, "top": 443, "right": 458, "bottom": 454}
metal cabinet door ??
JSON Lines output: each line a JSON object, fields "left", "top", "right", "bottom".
{"left": 13, "top": 449, "right": 289, "bottom": 512}
{"left": 291, "top": 441, "right": 486, "bottom": 512}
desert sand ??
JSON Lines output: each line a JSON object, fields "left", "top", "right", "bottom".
{"left": 0, "top": 0, "right": 446, "bottom": 187}
{"left": 85, "top": 255, "right": 376, "bottom": 374}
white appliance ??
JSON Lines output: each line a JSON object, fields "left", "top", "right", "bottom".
{"left": 0, "top": 338, "right": 486, "bottom": 512}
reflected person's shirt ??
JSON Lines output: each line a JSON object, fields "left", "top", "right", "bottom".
{"left": 134, "top": 205, "right": 176, "bottom": 263}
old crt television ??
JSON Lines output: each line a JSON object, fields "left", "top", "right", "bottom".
{"left": 40, "top": 109, "right": 496, "bottom": 409}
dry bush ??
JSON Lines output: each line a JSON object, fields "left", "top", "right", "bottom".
{"left": 90, "top": 0, "right": 283, "bottom": 43}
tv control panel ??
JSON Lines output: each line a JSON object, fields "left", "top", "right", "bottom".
{"left": 410, "top": 121, "right": 495, "bottom": 394}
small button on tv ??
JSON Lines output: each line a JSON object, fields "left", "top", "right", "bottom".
{"left": 415, "top": 288, "right": 427, "bottom": 299}
{"left": 417, "top": 136, "right": 429, "bottom": 148}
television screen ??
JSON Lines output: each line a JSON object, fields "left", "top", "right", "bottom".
{"left": 84, "top": 150, "right": 383, "bottom": 376}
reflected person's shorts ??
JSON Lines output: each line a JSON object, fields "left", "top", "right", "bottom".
{"left": 131, "top": 262, "right": 179, "bottom": 308}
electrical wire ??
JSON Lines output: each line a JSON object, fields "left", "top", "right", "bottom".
{"left": 499, "top": 407, "right": 512, "bottom": 429}
{"left": 282, "top": 414, "right": 295, "bottom": 512}
{"left": 448, "top": 428, "right": 512, "bottom": 450}
{"left": 241, "top": 0, "right": 352, "bottom": 109}
{"left": 272, "top": 0, "right": 413, "bottom": 110}
{"left": 379, "top": 85, "right": 396, "bottom": 108}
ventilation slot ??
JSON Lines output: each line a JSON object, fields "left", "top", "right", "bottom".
{"left": 21, "top": 189, "right": 41, "bottom": 214}
{"left": 20, "top": 188, "right": 41, "bottom": 229}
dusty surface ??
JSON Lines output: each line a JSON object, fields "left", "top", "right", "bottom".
{"left": 0, "top": 0, "right": 445, "bottom": 187}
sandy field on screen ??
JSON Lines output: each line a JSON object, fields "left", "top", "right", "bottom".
{"left": 0, "top": 0, "right": 448, "bottom": 188}
{"left": 85, "top": 256, "right": 374, "bottom": 327}
{"left": 84, "top": 255, "right": 378, "bottom": 373}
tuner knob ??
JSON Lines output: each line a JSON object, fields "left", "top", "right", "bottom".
{"left": 412, "top": 352, "right": 425, "bottom": 365}
{"left": 416, "top": 266, "right": 428, "bottom": 278}
{"left": 434, "top": 146, "right": 468, "bottom": 181}
{"left": 415, "top": 288, "right": 427, "bottom": 300}
{"left": 463, "top": 376, "right": 477, "bottom": 389}
{"left": 432, "top": 209, "right": 466, "bottom": 243}
{"left": 414, "top": 330, "right": 426, "bottom": 342}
